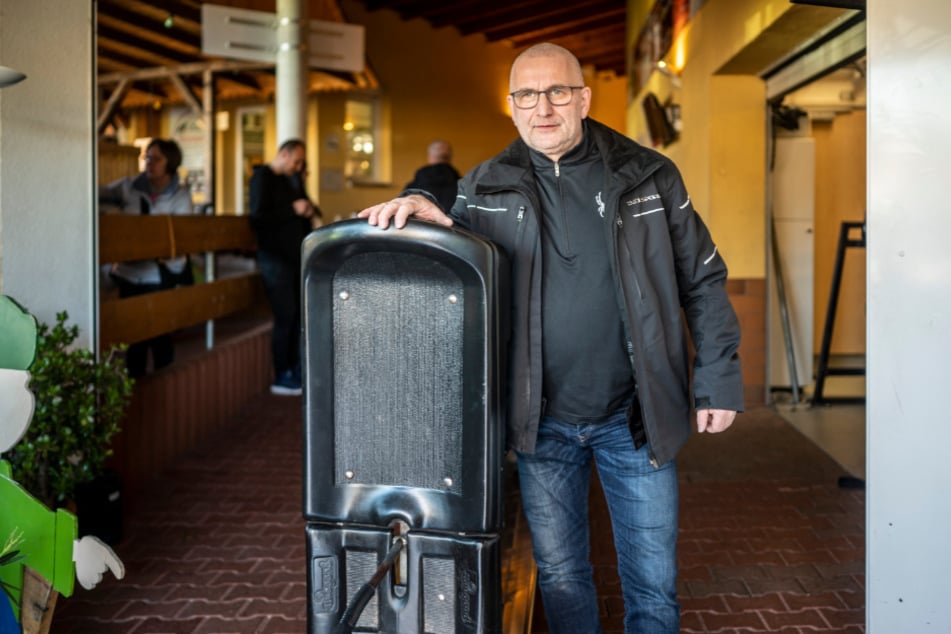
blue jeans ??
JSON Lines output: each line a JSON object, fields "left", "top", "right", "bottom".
{"left": 516, "top": 412, "right": 679, "bottom": 634}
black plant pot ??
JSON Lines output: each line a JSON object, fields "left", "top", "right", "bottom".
{"left": 74, "top": 469, "right": 123, "bottom": 546}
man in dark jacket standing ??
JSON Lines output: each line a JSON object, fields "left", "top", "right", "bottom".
{"left": 404, "top": 139, "right": 461, "bottom": 212}
{"left": 249, "top": 139, "right": 317, "bottom": 395}
{"left": 360, "top": 43, "right": 743, "bottom": 633}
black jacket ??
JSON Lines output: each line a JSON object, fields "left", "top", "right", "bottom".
{"left": 248, "top": 164, "right": 312, "bottom": 265}
{"left": 450, "top": 119, "right": 744, "bottom": 466}
{"left": 405, "top": 163, "right": 462, "bottom": 212}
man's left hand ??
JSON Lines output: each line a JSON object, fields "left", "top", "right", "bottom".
{"left": 293, "top": 199, "right": 314, "bottom": 218}
{"left": 696, "top": 408, "right": 736, "bottom": 433}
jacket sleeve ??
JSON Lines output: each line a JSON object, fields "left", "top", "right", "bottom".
{"left": 98, "top": 178, "right": 126, "bottom": 206}
{"left": 447, "top": 176, "right": 472, "bottom": 229}
{"left": 657, "top": 162, "right": 745, "bottom": 413}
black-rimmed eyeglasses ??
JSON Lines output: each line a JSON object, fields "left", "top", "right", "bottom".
{"left": 509, "top": 85, "right": 585, "bottom": 109}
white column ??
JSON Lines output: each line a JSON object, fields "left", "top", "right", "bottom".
{"left": 275, "top": 0, "right": 307, "bottom": 144}
{"left": 0, "top": 1, "right": 96, "bottom": 347}
{"left": 867, "top": 0, "right": 951, "bottom": 630}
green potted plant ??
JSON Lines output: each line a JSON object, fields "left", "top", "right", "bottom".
{"left": 6, "top": 311, "right": 134, "bottom": 541}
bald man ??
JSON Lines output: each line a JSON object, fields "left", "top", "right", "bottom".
{"left": 404, "top": 139, "right": 461, "bottom": 212}
{"left": 360, "top": 43, "right": 743, "bottom": 633}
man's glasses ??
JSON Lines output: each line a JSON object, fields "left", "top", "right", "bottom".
{"left": 509, "top": 85, "right": 584, "bottom": 109}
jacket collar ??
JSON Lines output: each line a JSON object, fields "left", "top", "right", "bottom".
{"left": 481, "top": 118, "right": 664, "bottom": 189}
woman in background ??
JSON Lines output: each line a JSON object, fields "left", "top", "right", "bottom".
{"left": 100, "top": 138, "right": 193, "bottom": 377}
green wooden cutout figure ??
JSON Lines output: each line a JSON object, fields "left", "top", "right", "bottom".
{"left": 0, "top": 296, "right": 124, "bottom": 629}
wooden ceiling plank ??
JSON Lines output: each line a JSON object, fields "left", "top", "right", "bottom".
{"left": 147, "top": 0, "right": 203, "bottom": 25}
{"left": 428, "top": 0, "right": 534, "bottom": 28}
{"left": 509, "top": 24, "right": 627, "bottom": 47}
{"left": 98, "top": 24, "right": 194, "bottom": 65}
{"left": 479, "top": 5, "right": 625, "bottom": 41}
{"left": 217, "top": 71, "right": 262, "bottom": 92}
{"left": 363, "top": 0, "right": 421, "bottom": 11}
{"left": 507, "top": 13, "right": 626, "bottom": 45}
{"left": 354, "top": 0, "right": 628, "bottom": 74}
{"left": 98, "top": 42, "right": 171, "bottom": 71}
{"left": 97, "top": 6, "right": 201, "bottom": 49}
{"left": 452, "top": 0, "right": 623, "bottom": 32}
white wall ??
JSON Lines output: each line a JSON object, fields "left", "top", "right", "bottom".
{"left": 0, "top": 2, "right": 96, "bottom": 346}
{"left": 867, "top": 1, "right": 951, "bottom": 630}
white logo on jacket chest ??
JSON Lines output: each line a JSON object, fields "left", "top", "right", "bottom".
{"left": 595, "top": 192, "right": 605, "bottom": 218}
{"left": 625, "top": 193, "right": 660, "bottom": 206}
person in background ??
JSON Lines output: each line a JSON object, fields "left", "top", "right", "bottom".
{"left": 99, "top": 138, "right": 193, "bottom": 378}
{"left": 248, "top": 138, "right": 317, "bottom": 396}
{"left": 404, "top": 139, "right": 461, "bottom": 212}
{"left": 359, "top": 43, "right": 744, "bottom": 633}
{"left": 292, "top": 159, "right": 323, "bottom": 229}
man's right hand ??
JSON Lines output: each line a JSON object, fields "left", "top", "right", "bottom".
{"left": 357, "top": 194, "right": 453, "bottom": 230}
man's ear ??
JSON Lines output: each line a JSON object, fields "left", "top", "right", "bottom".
{"left": 580, "top": 86, "right": 593, "bottom": 119}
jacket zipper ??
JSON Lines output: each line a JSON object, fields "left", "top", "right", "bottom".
{"left": 615, "top": 200, "right": 657, "bottom": 467}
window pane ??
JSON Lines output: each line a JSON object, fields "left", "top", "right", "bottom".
{"left": 344, "top": 100, "right": 376, "bottom": 180}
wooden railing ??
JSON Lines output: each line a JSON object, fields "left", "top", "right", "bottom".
{"left": 98, "top": 214, "right": 263, "bottom": 349}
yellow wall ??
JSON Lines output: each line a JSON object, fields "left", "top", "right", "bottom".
{"left": 319, "top": 0, "right": 628, "bottom": 220}
{"left": 624, "top": 0, "right": 865, "bottom": 366}
{"left": 625, "top": 0, "right": 857, "bottom": 280}
{"left": 625, "top": 0, "right": 821, "bottom": 280}
{"left": 813, "top": 110, "right": 866, "bottom": 355}
{"left": 625, "top": 0, "right": 797, "bottom": 279}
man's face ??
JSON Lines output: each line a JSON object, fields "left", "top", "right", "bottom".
{"left": 278, "top": 146, "right": 305, "bottom": 175}
{"left": 507, "top": 53, "right": 591, "bottom": 162}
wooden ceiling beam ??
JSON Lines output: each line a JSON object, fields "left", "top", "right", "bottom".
{"left": 506, "top": 13, "right": 626, "bottom": 46}
{"left": 99, "top": 60, "right": 273, "bottom": 85}
{"left": 216, "top": 71, "right": 263, "bottom": 92}
{"left": 479, "top": 4, "right": 624, "bottom": 41}
{"left": 97, "top": 5, "right": 201, "bottom": 49}
{"left": 98, "top": 78, "right": 131, "bottom": 134}
{"left": 169, "top": 73, "right": 203, "bottom": 115}
{"left": 145, "top": 0, "right": 203, "bottom": 25}
{"left": 98, "top": 24, "right": 195, "bottom": 65}
{"left": 430, "top": 0, "right": 544, "bottom": 29}
{"left": 98, "top": 47, "right": 165, "bottom": 73}
{"left": 363, "top": 0, "right": 419, "bottom": 10}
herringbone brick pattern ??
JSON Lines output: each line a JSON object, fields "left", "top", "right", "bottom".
{"left": 51, "top": 397, "right": 865, "bottom": 633}
{"left": 52, "top": 394, "right": 308, "bottom": 634}
{"left": 532, "top": 409, "right": 866, "bottom": 633}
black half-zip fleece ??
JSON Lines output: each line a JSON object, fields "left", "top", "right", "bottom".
{"left": 531, "top": 125, "right": 635, "bottom": 424}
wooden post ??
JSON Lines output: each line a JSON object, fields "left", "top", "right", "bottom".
{"left": 20, "top": 567, "right": 58, "bottom": 634}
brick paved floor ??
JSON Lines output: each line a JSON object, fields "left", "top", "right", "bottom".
{"left": 531, "top": 408, "right": 866, "bottom": 634}
{"left": 51, "top": 398, "right": 864, "bottom": 633}
{"left": 52, "top": 394, "right": 309, "bottom": 634}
